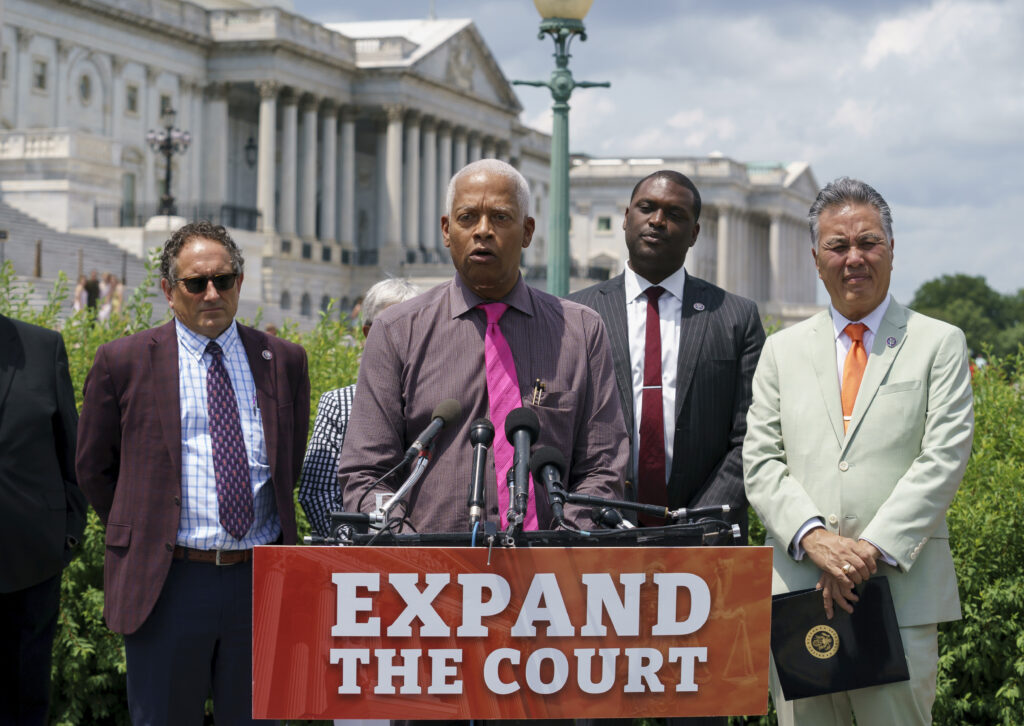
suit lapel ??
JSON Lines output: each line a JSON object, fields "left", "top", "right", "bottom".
{"left": 809, "top": 312, "right": 846, "bottom": 446}
{"left": 0, "top": 316, "right": 21, "bottom": 415}
{"left": 597, "top": 277, "right": 634, "bottom": 436}
{"left": 675, "top": 277, "right": 711, "bottom": 419}
{"left": 150, "top": 321, "right": 183, "bottom": 481}
{"left": 239, "top": 325, "right": 278, "bottom": 475}
{"left": 844, "top": 300, "right": 908, "bottom": 448}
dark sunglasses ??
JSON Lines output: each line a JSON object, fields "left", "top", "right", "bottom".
{"left": 175, "top": 273, "right": 238, "bottom": 294}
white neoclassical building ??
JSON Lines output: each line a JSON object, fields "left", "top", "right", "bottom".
{"left": 568, "top": 155, "right": 823, "bottom": 324}
{"left": 0, "top": 0, "right": 552, "bottom": 323}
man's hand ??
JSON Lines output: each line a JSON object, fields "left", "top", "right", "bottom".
{"left": 816, "top": 570, "right": 859, "bottom": 619}
{"left": 800, "top": 528, "right": 878, "bottom": 584}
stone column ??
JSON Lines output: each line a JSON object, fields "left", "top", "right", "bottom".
{"left": 376, "top": 120, "right": 387, "bottom": 253}
{"left": 203, "top": 81, "right": 229, "bottom": 210}
{"left": 278, "top": 89, "right": 298, "bottom": 237}
{"left": 453, "top": 126, "right": 468, "bottom": 172}
{"left": 256, "top": 80, "right": 279, "bottom": 233}
{"left": 716, "top": 205, "right": 732, "bottom": 291}
{"left": 299, "top": 94, "right": 319, "bottom": 240}
{"left": 14, "top": 29, "right": 33, "bottom": 128}
{"left": 468, "top": 131, "right": 481, "bottom": 162}
{"left": 482, "top": 136, "right": 495, "bottom": 159}
{"left": 188, "top": 80, "right": 203, "bottom": 214}
{"left": 420, "top": 116, "right": 437, "bottom": 258}
{"left": 339, "top": 106, "right": 356, "bottom": 253}
{"left": 768, "top": 212, "right": 783, "bottom": 303}
{"left": 436, "top": 121, "right": 453, "bottom": 257}
{"left": 383, "top": 104, "right": 405, "bottom": 265}
{"left": 54, "top": 40, "right": 70, "bottom": 127}
{"left": 145, "top": 67, "right": 160, "bottom": 207}
{"left": 319, "top": 100, "right": 338, "bottom": 243}
{"left": 403, "top": 110, "right": 421, "bottom": 256}
{"left": 110, "top": 55, "right": 125, "bottom": 141}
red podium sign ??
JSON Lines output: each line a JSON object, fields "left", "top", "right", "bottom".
{"left": 253, "top": 545, "right": 771, "bottom": 720}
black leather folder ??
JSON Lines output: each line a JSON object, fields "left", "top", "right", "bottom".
{"left": 771, "top": 576, "right": 909, "bottom": 700}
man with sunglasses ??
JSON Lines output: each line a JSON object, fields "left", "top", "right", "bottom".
{"left": 77, "top": 221, "right": 310, "bottom": 724}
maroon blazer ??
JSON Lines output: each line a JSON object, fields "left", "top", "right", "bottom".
{"left": 76, "top": 320, "right": 310, "bottom": 635}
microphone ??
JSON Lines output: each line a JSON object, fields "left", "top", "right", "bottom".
{"left": 400, "top": 399, "right": 462, "bottom": 466}
{"left": 467, "top": 418, "right": 494, "bottom": 527}
{"left": 530, "top": 445, "right": 567, "bottom": 526}
{"left": 505, "top": 408, "right": 539, "bottom": 521}
{"left": 589, "top": 506, "right": 635, "bottom": 530}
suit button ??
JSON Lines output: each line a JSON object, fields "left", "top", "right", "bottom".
{"left": 838, "top": 461, "right": 850, "bottom": 472}
{"left": 165, "top": 542, "right": 174, "bottom": 552}
{"left": 828, "top": 514, "right": 839, "bottom": 526}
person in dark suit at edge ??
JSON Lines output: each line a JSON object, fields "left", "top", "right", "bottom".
{"left": 0, "top": 313, "right": 87, "bottom": 724}
{"left": 76, "top": 221, "right": 310, "bottom": 724}
{"left": 570, "top": 171, "right": 765, "bottom": 726}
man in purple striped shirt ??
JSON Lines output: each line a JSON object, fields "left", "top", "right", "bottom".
{"left": 340, "top": 159, "right": 628, "bottom": 533}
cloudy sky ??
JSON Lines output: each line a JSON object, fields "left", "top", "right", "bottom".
{"left": 292, "top": 0, "right": 1024, "bottom": 303}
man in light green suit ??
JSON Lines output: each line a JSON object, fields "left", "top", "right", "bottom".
{"left": 743, "top": 177, "right": 974, "bottom": 725}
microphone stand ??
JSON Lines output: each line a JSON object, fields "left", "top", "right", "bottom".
{"left": 371, "top": 452, "right": 432, "bottom": 529}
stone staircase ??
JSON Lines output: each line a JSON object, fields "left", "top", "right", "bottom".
{"left": 0, "top": 199, "right": 150, "bottom": 314}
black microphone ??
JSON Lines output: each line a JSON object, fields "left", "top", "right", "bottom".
{"left": 504, "top": 407, "right": 539, "bottom": 520}
{"left": 530, "top": 445, "right": 567, "bottom": 526}
{"left": 400, "top": 399, "right": 462, "bottom": 466}
{"left": 467, "top": 418, "right": 494, "bottom": 527}
{"left": 589, "top": 506, "right": 635, "bottom": 530}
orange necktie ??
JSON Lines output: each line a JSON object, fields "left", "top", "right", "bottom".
{"left": 841, "top": 323, "right": 868, "bottom": 433}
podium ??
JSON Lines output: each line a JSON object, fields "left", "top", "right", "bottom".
{"left": 252, "top": 526, "right": 772, "bottom": 720}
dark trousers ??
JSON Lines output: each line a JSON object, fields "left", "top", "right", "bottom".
{"left": 123, "top": 558, "right": 276, "bottom": 726}
{"left": 0, "top": 572, "right": 62, "bottom": 726}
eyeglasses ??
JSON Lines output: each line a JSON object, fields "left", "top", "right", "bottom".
{"left": 175, "top": 273, "right": 238, "bottom": 294}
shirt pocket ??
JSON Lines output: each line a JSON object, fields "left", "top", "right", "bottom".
{"left": 524, "top": 390, "right": 578, "bottom": 455}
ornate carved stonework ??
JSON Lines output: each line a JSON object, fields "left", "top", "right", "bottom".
{"left": 445, "top": 34, "right": 474, "bottom": 93}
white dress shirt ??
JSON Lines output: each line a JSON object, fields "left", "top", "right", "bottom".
{"left": 792, "top": 296, "right": 896, "bottom": 565}
{"left": 624, "top": 264, "right": 686, "bottom": 484}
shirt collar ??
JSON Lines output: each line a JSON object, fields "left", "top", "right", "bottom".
{"left": 174, "top": 318, "right": 241, "bottom": 362}
{"left": 624, "top": 264, "right": 686, "bottom": 304}
{"left": 830, "top": 295, "right": 891, "bottom": 341}
{"left": 450, "top": 272, "right": 534, "bottom": 319}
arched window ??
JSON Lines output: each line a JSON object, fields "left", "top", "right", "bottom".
{"left": 300, "top": 292, "right": 311, "bottom": 317}
{"left": 280, "top": 290, "right": 291, "bottom": 310}
{"left": 320, "top": 295, "right": 331, "bottom": 314}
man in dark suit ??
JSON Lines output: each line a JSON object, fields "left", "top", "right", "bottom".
{"left": 77, "top": 221, "right": 309, "bottom": 724}
{"left": 571, "top": 171, "right": 764, "bottom": 725}
{"left": 0, "top": 314, "right": 87, "bottom": 724}
{"left": 570, "top": 171, "right": 765, "bottom": 539}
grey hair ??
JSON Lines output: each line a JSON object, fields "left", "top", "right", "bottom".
{"left": 808, "top": 177, "right": 894, "bottom": 247}
{"left": 361, "top": 277, "right": 422, "bottom": 327}
{"left": 444, "top": 159, "right": 531, "bottom": 221}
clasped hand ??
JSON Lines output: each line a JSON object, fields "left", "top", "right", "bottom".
{"left": 800, "top": 528, "right": 879, "bottom": 619}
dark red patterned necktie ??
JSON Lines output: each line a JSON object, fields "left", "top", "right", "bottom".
{"left": 206, "top": 341, "right": 254, "bottom": 539}
{"left": 638, "top": 286, "right": 667, "bottom": 526}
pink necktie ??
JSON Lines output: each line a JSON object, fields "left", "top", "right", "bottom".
{"left": 206, "top": 341, "right": 254, "bottom": 539}
{"left": 480, "top": 303, "right": 538, "bottom": 530}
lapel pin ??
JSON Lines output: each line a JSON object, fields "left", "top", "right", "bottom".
{"left": 886, "top": 336, "right": 897, "bottom": 348}
{"left": 693, "top": 302, "right": 705, "bottom": 312}
{"left": 262, "top": 349, "right": 273, "bottom": 360}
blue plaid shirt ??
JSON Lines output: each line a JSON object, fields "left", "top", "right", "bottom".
{"left": 174, "top": 319, "right": 277, "bottom": 549}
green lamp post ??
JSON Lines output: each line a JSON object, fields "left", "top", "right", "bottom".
{"left": 514, "top": 0, "right": 609, "bottom": 296}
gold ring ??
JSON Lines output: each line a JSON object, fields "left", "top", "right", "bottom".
{"left": 842, "top": 563, "right": 853, "bottom": 574}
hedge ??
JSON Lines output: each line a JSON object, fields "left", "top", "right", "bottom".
{"left": 2, "top": 261, "right": 1020, "bottom": 725}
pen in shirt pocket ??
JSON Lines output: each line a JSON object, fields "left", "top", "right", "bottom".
{"left": 253, "top": 392, "right": 260, "bottom": 413}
